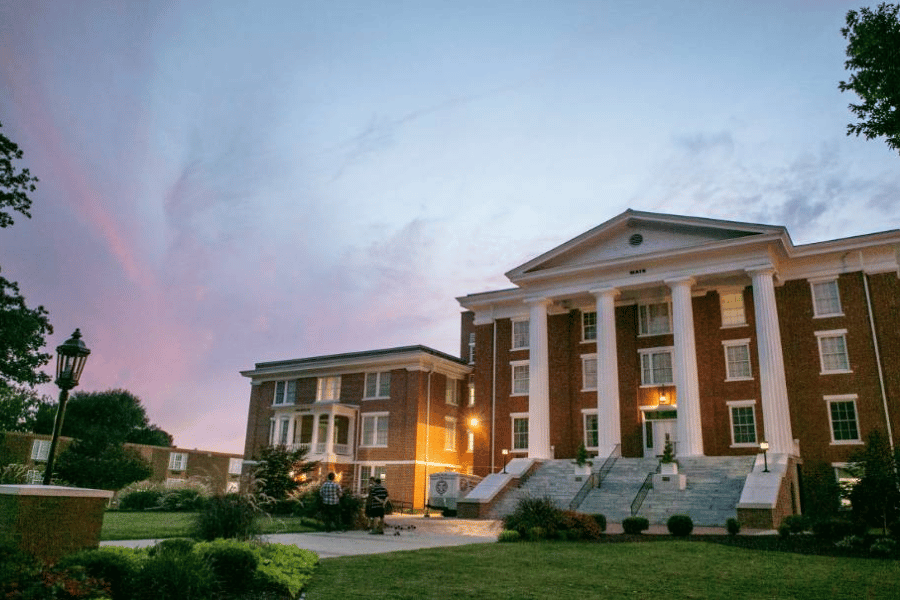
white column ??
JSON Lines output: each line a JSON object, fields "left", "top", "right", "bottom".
{"left": 591, "top": 287, "right": 621, "bottom": 457}
{"left": 666, "top": 277, "right": 704, "bottom": 456}
{"left": 325, "top": 413, "right": 336, "bottom": 456}
{"left": 527, "top": 298, "right": 552, "bottom": 459}
{"left": 748, "top": 267, "right": 795, "bottom": 454}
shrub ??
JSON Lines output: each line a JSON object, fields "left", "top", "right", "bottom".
{"left": 134, "top": 542, "right": 215, "bottom": 600}
{"left": 726, "top": 517, "right": 741, "bottom": 536}
{"left": 778, "top": 523, "right": 791, "bottom": 538}
{"left": 58, "top": 546, "right": 142, "bottom": 599}
{"left": 193, "top": 493, "right": 261, "bottom": 541}
{"left": 622, "top": 516, "right": 650, "bottom": 535}
{"left": 497, "top": 529, "right": 521, "bottom": 543}
{"left": 667, "top": 514, "right": 693, "bottom": 537}
{"left": 252, "top": 543, "right": 318, "bottom": 598}
{"left": 812, "top": 517, "right": 858, "bottom": 542}
{"left": 339, "top": 492, "right": 365, "bottom": 530}
{"left": 119, "top": 489, "right": 163, "bottom": 511}
{"left": 195, "top": 539, "right": 259, "bottom": 595}
{"left": 503, "top": 497, "right": 564, "bottom": 538}
{"left": 835, "top": 534, "right": 867, "bottom": 550}
{"left": 560, "top": 511, "right": 605, "bottom": 540}
{"left": 869, "top": 537, "right": 898, "bottom": 558}
{"left": 782, "top": 514, "right": 810, "bottom": 534}
{"left": 527, "top": 526, "right": 547, "bottom": 541}
{"left": 0, "top": 463, "right": 33, "bottom": 484}
{"left": 160, "top": 488, "right": 207, "bottom": 512}
{"left": 591, "top": 513, "right": 607, "bottom": 532}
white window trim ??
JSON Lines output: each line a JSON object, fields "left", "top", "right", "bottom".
{"left": 719, "top": 288, "right": 748, "bottom": 328}
{"left": 444, "top": 416, "right": 457, "bottom": 451}
{"left": 581, "top": 353, "right": 598, "bottom": 391}
{"left": 637, "top": 300, "right": 673, "bottom": 337}
{"left": 510, "top": 412, "right": 529, "bottom": 453}
{"left": 363, "top": 371, "right": 391, "bottom": 400}
{"left": 468, "top": 333, "right": 476, "bottom": 364}
{"left": 810, "top": 278, "right": 844, "bottom": 318}
{"left": 168, "top": 452, "right": 188, "bottom": 471}
{"left": 228, "top": 458, "right": 243, "bottom": 475}
{"left": 316, "top": 376, "right": 341, "bottom": 402}
{"left": 638, "top": 346, "right": 674, "bottom": 387}
{"left": 511, "top": 360, "right": 529, "bottom": 396}
{"left": 361, "top": 411, "right": 389, "bottom": 448}
{"left": 511, "top": 318, "right": 530, "bottom": 350}
{"left": 31, "top": 440, "right": 51, "bottom": 462}
{"left": 445, "top": 379, "right": 458, "bottom": 405}
{"left": 273, "top": 380, "right": 295, "bottom": 406}
{"left": 726, "top": 400, "right": 758, "bottom": 448}
{"left": 582, "top": 310, "right": 597, "bottom": 343}
{"left": 581, "top": 408, "right": 599, "bottom": 451}
{"left": 722, "top": 339, "right": 753, "bottom": 381}
{"left": 825, "top": 394, "right": 863, "bottom": 445}
{"left": 815, "top": 329, "right": 852, "bottom": 375}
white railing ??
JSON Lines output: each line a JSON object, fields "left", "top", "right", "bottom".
{"left": 334, "top": 443, "right": 350, "bottom": 455}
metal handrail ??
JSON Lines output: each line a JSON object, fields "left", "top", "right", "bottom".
{"left": 596, "top": 444, "right": 621, "bottom": 489}
{"left": 568, "top": 472, "right": 596, "bottom": 511}
{"left": 630, "top": 472, "right": 654, "bottom": 516}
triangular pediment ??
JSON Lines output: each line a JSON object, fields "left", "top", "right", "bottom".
{"left": 506, "top": 210, "right": 786, "bottom": 282}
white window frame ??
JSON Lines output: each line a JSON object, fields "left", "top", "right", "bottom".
{"left": 727, "top": 400, "right": 758, "bottom": 447}
{"left": 511, "top": 361, "right": 529, "bottom": 396}
{"left": 316, "top": 376, "right": 341, "bottom": 401}
{"left": 581, "top": 354, "right": 598, "bottom": 391}
{"left": 228, "top": 458, "right": 243, "bottom": 475}
{"left": 723, "top": 339, "right": 753, "bottom": 381}
{"left": 815, "top": 329, "right": 851, "bottom": 374}
{"left": 444, "top": 417, "right": 457, "bottom": 451}
{"left": 582, "top": 409, "right": 598, "bottom": 450}
{"left": 825, "top": 395, "right": 862, "bottom": 445}
{"left": 639, "top": 347, "right": 674, "bottom": 386}
{"left": 582, "top": 311, "right": 597, "bottom": 342}
{"left": 361, "top": 412, "right": 389, "bottom": 447}
{"left": 364, "top": 371, "right": 391, "bottom": 399}
{"left": 226, "top": 481, "right": 239, "bottom": 493}
{"left": 468, "top": 332, "right": 476, "bottom": 364}
{"left": 511, "top": 412, "right": 529, "bottom": 452}
{"left": 467, "top": 430, "right": 474, "bottom": 453}
{"left": 638, "top": 301, "right": 672, "bottom": 336}
{"left": 31, "top": 440, "right": 51, "bottom": 462}
{"left": 468, "top": 377, "right": 475, "bottom": 407}
{"left": 512, "top": 318, "right": 530, "bottom": 350}
{"left": 168, "top": 452, "right": 188, "bottom": 471}
{"left": 811, "top": 278, "right": 843, "bottom": 318}
{"left": 273, "top": 380, "right": 296, "bottom": 405}
{"left": 445, "top": 379, "right": 458, "bottom": 405}
{"left": 719, "top": 290, "right": 747, "bottom": 328}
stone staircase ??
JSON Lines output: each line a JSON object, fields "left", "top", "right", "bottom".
{"left": 488, "top": 456, "right": 755, "bottom": 526}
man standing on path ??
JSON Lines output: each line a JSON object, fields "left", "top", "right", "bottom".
{"left": 320, "top": 472, "right": 343, "bottom": 532}
{"left": 365, "top": 478, "right": 389, "bottom": 534}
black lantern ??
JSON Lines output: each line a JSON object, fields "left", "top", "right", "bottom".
{"left": 43, "top": 330, "right": 91, "bottom": 485}
{"left": 759, "top": 440, "right": 770, "bottom": 473}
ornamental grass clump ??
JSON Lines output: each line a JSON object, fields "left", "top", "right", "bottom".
{"left": 503, "top": 496, "right": 564, "bottom": 539}
{"left": 193, "top": 493, "right": 262, "bottom": 541}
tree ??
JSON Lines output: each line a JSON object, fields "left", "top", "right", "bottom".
{"left": 0, "top": 121, "right": 38, "bottom": 228}
{"left": 801, "top": 460, "right": 843, "bottom": 521}
{"left": 252, "top": 445, "right": 318, "bottom": 503}
{"left": 839, "top": 3, "right": 900, "bottom": 154}
{"left": 0, "top": 381, "right": 52, "bottom": 432}
{"left": 847, "top": 429, "right": 900, "bottom": 533}
{"left": 54, "top": 439, "right": 151, "bottom": 490}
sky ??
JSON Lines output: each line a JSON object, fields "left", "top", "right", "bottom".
{"left": 1, "top": 1, "right": 897, "bottom": 455}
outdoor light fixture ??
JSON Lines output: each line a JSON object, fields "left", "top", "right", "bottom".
{"left": 759, "top": 440, "right": 770, "bottom": 473}
{"left": 659, "top": 393, "right": 667, "bottom": 405}
{"left": 501, "top": 448, "right": 509, "bottom": 474}
{"left": 43, "top": 329, "right": 91, "bottom": 486}
{"left": 469, "top": 417, "right": 479, "bottom": 428}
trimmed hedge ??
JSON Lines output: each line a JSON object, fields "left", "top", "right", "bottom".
{"left": 667, "top": 514, "right": 693, "bottom": 537}
{"left": 622, "top": 516, "right": 650, "bottom": 535}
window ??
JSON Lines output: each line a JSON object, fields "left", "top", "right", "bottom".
{"left": 361, "top": 413, "right": 389, "bottom": 447}
{"left": 277, "top": 418, "right": 290, "bottom": 445}
{"left": 468, "top": 332, "right": 476, "bottom": 364}
{"left": 317, "top": 376, "right": 341, "bottom": 401}
{"left": 833, "top": 463, "right": 858, "bottom": 506}
{"left": 445, "top": 380, "right": 458, "bottom": 405}
{"left": 30, "top": 440, "right": 50, "bottom": 462}
{"left": 228, "top": 458, "right": 243, "bottom": 475}
{"left": 364, "top": 371, "right": 391, "bottom": 399}
{"left": 168, "top": 452, "right": 188, "bottom": 471}
{"left": 583, "top": 411, "right": 598, "bottom": 449}
{"left": 728, "top": 401, "right": 757, "bottom": 446}
{"left": 444, "top": 417, "right": 457, "bottom": 451}
{"left": 582, "top": 311, "right": 597, "bottom": 341}
{"left": 720, "top": 291, "right": 747, "bottom": 327}
{"left": 638, "top": 301, "right": 672, "bottom": 336}
{"left": 273, "top": 380, "right": 296, "bottom": 405}
{"left": 826, "top": 395, "right": 861, "bottom": 443}
{"left": 639, "top": 348, "right": 674, "bottom": 386}
{"left": 512, "top": 319, "right": 529, "bottom": 349}
{"left": 467, "top": 430, "right": 474, "bottom": 453}
{"left": 358, "top": 465, "right": 386, "bottom": 495}
{"left": 811, "top": 279, "right": 842, "bottom": 317}
{"left": 25, "top": 469, "right": 42, "bottom": 484}
{"left": 468, "top": 377, "right": 475, "bottom": 407}
{"left": 226, "top": 481, "right": 239, "bottom": 493}
{"left": 581, "top": 354, "right": 597, "bottom": 390}
{"left": 723, "top": 339, "right": 753, "bottom": 380}
{"left": 816, "top": 330, "right": 851, "bottom": 374}
{"left": 511, "top": 361, "right": 529, "bottom": 395}
{"left": 512, "top": 414, "right": 529, "bottom": 451}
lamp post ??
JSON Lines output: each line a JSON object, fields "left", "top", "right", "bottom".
{"left": 42, "top": 329, "right": 91, "bottom": 486}
{"left": 759, "top": 440, "right": 770, "bottom": 473}
{"left": 501, "top": 449, "right": 509, "bottom": 474}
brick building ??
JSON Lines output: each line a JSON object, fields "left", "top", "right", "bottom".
{"left": 457, "top": 210, "right": 900, "bottom": 498}
{"left": 240, "top": 346, "right": 475, "bottom": 509}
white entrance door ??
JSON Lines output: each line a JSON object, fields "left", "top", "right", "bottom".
{"left": 643, "top": 413, "right": 677, "bottom": 458}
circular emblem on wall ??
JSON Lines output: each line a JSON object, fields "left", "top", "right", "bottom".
{"left": 435, "top": 479, "right": 449, "bottom": 495}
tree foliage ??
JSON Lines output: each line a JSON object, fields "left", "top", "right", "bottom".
{"left": 847, "top": 429, "right": 900, "bottom": 532}
{"left": 251, "top": 445, "right": 318, "bottom": 502}
{"left": 54, "top": 439, "right": 152, "bottom": 490}
{"left": 0, "top": 381, "right": 52, "bottom": 432}
{"left": 839, "top": 3, "right": 900, "bottom": 154}
{"left": 0, "top": 121, "right": 38, "bottom": 228}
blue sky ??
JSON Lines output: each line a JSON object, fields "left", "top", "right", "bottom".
{"left": 1, "top": 1, "right": 897, "bottom": 454}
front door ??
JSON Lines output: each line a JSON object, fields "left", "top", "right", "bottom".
{"left": 643, "top": 410, "right": 677, "bottom": 458}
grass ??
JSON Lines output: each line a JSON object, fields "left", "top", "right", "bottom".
{"left": 100, "top": 511, "right": 319, "bottom": 541}
{"left": 304, "top": 540, "right": 900, "bottom": 600}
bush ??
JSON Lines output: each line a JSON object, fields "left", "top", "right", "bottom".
{"left": 835, "top": 534, "right": 867, "bottom": 550}
{"left": 134, "top": 542, "right": 215, "bottom": 600}
{"left": 870, "top": 537, "right": 898, "bottom": 558}
{"left": 160, "top": 488, "right": 207, "bottom": 512}
{"left": 503, "top": 497, "right": 564, "bottom": 539}
{"left": 252, "top": 543, "right": 318, "bottom": 598}
{"left": 497, "top": 529, "right": 521, "bottom": 543}
{"left": 778, "top": 523, "right": 791, "bottom": 538}
{"left": 726, "top": 518, "right": 741, "bottom": 536}
{"left": 782, "top": 514, "right": 810, "bottom": 534}
{"left": 0, "top": 463, "right": 34, "bottom": 484}
{"left": 193, "top": 494, "right": 261, "bottom": 541}
{"left": 560, "top": 511, "right": 605, "bottom": 540}
{"left": 591, "top": 513, "right": 607, "bottom": 532}
{"left": 58, "top": 546, "right": 142, "bottom": 599}
{"left": 195, "top": 539, "right": 259, "bottom": 595}
{"left": 812, "top": 517, "right": 858, "bottom": 542}
{"left": 622, "top": 516, "right": 650, "bottom": 535}
{"left": 119, "top": 489, "right": 163, "bottom": 511}
{"left": 527, "top": 526, "right": 547, "bottom": 541}
{"left": 667, "top": 514, "right": 693, "bottom": 537}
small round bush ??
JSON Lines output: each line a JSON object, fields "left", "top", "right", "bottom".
{"left": 782, "top": 514, "right": 810, "bottom": 534}
{"left": 726, "top": 517, "right": 741, "bottom": 536}
{"left": 667, "top": 514, "right": 693, "bottom": 537}
{"left": 623, "top": 516, "right": 650, "bottom": 535}
{"left": 58, "top": 547, "right": 141, "bottom": 599}
{"left": 119, "top": 489, "right": 163, "bottom": 511}
{"left": 870, "top": 537, "right": 897, "bottom": 558}
{"left": 503, "top": 497, "right": 564, "bottom": 538}
{"left": 560, "top": 511, "right": 604, "bottom": 540}
{"left": 591, "top": 513, "right": 607, "bottom": 532}
{"left": 778, "top": 522, "right": 792, "bottom": 538}
{"left": 135, "top": 545, "right": 216, "bottom": 600}
{"left": 497, "top": 529, "right": 521, "bottom": 543}
{"left": 197, "top": 540, "right": 259, "bottom": 594}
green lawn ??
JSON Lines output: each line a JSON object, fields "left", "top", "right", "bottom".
{"left": 304, "top": 541, "right": 900, "bottom": 600}
{"left": 100, "top": 511, "right": 319, "bottom": 541}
